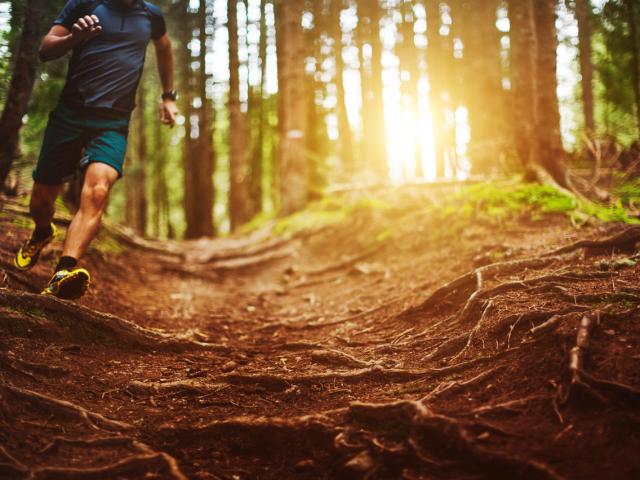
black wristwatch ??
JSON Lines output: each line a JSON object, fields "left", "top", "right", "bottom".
{"left": 162, "top": 90, "right": 178, "bottom": 101}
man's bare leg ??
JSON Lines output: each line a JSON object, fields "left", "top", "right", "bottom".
{"left": 13, "top": 182, "right": 62, "bottom": 271}
{"left": 62, "top": 162, "right": 119, "bottom": 262}
{"left": 30, "top": 182, "right": 62, "bottom": 231}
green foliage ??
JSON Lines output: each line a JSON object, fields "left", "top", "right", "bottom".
{"left": 272, "top": 195, "right": 390, "bottom": 236}
{"left": 441, "top": 181, "right": 636, "bottom": 225}
{"left": 614, "top": 177, "right": 640, "bottom": 205}
{"left": 593, "top": 0, "right": 640, "bottom": 144}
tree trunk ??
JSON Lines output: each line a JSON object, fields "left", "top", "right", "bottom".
{"left": 229, "top": 0, "right": 253, "bottom": 230}
{"left": 575, "top": 0, "right": 595, "bottom": 135}
{"left": 0, "top": 0, "right": 46, "bottom": 189}
{"left": 356, "top": 0, "right": 388, "bottom": 181}
{"left": 626, "top": 0, "right": 640, "bottom": 137}
{"left": 398, "top": 0, "right": 422, "bottom": 178}
{"left": 508, "top": 0, "right": 538, "bottom": 176}
{"left": 460, "top": 0, "right": 504, "bottom": 175}
{"left": 330, "top": 0, "right": 355, "bottom": 177}
{"left": 275, "top": 0, "right": 308, "bottom": 215}
{"left": 180, "top": 0, "right": 216, "bottom": 239}
{"left": 534, "top": 0, "right": 571, "bottom": 187}
{"left": 426, "top": 0, "right": 447, "bottom": 178}
{"left": 251, "top": 0, "right": 269, "bottom": 215}
{"left": 133, "top": 81, "right": 147, "bottom": 235}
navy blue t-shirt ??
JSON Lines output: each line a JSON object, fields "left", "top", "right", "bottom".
{"left": 54, "top": 0, "right": 166, "bottom": 114}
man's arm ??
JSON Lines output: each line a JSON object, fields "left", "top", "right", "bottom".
{"left": 154, "top": 33, "right": 178, "bottom": 128}
{"left": 39, "top": 15, "right": 102, "bottom": 62}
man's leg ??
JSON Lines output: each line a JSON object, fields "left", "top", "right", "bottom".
{"left": 14, "top": 182, "right": 62, "bottom": 271}
{"left": 61, "top": 162, "right": 119, "bottom": 263}
{"left": 30, "top": 182, "right": 62, "bottom": 230}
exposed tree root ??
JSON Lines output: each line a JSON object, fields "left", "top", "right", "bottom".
{"left": 0, "top": 445, "right": 28, "bottom": 477}
{"left": 158, "top": 413, "right": 339, "bottom": 457}
{"left": 545, "top": 226, "right": 640, "bottom": 256}
{"left": 0, "top": 383, "right": 133, "bottom": 432}
{"left": 401, "top": 256, "right": 562, "bottom": 319}
{"left": 557, "top": 313, "right": 640, "bottom": 410}
{"left": 345, "top": 400, "right": 565, "bottom": 479}
{"left": 0, "top": 289, "right": 227, "bottom": 353}
{"left": 310, "top": 349, "right": 374, "bottom": 368}
{"left": 422, "top": 308, "right": 585, "bottom": 363}
{"left": 220, "top": 366, "right": 432, "bottom": 392}
{"left": 421, "top": 366, "right": 504, "bottom": 402}
{"left": 32, "top": 437, "right": 187, "bottom": 480}
{"left": 126, "top": 379, "right": 227, "bottom": 397}
{"left": 457, "top": 272, "right": 610, "bottom": 326}
{"left": 29, "top": 451, "right": 184, "bottom": 480}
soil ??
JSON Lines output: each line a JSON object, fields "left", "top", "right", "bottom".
{"left": 1, "top": 186, "right": 639, "bottom": 480}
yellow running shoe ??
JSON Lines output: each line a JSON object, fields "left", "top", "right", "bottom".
{"left": 14, "top": 224, "right": 58, "bottom": 271}
{"left": 41, "top": 268, "right": 91, "bottom": 300}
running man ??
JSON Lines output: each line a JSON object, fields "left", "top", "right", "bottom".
{"left": 13, "top": 0, "right": 177, "bottom": 299}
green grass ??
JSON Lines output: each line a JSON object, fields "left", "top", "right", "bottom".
{"left": 444, "top": 182, "right": 637, "bottom": 225}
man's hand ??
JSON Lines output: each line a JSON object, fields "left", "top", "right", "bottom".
{"left": 159, "top": 99, "right": 178, "bottom": 128}
{"left": 71, "top": 15, "right": 102, "bottom": 44}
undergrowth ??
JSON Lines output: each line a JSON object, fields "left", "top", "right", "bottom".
{"left": 238, "top": 179, "right": 639, "bottom": 239}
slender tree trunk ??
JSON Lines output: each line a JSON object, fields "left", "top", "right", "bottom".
{"left": 275, "top": 0, "right": 308, "bottom": 215}
{"left": 180, "top": 0, "right": 215, "bottom": 238}
{"left": 330, "top": 0, "right": 355, "bottom": 177}
{"left": 426, "top": 0, "right": 447, "bottom": 178}
{"left": 133, "top": 81, "right": 147, "bottom": 235}
{"left": 460, "top": 0, "right": 504, "bottom": 175}
{"left": 0, "top": 0, "right": 46, "bottom": 189}
{"left": 575, "top": 0, "right": 595, "bottom": 135}
{"left": 195, "top": 0, "right": 216, "bottom": 236}
{"left": 534, "top": 0, "right": 571, "bottom": 187}
{"left": 229, "top": 0, "right": 253, "bottom": 230}
{"left": 251, "top": 0, "right": 269, "bottom": 214}
{"left": 357, "top": 0, "right": 388, "bottom": 181}
{"left": 626, "top": 0, "right": 640, "bottom": 137}
{"left": 398, "top": 0, "right": 422, "bottom": 178}
{"left": 357, "top": 26, "right": 371, "bottom": 173}
{"left": 508, "top": 0, "right": 538, "bottom": 177}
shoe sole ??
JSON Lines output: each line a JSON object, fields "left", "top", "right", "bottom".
{"left": 51, "top": 270, "right": 91, "bottom": 300}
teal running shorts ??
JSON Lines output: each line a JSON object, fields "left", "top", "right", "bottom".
{"left": 33, "top": 102, "right": 130, "bottom": 185}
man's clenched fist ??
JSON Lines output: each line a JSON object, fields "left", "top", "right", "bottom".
{"left": 72, "top": 15, "right": 102, "bottom": 43}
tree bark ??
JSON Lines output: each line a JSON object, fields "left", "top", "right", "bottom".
{"left": 460, "top": 0, "right": 505, "bottom": 175}
{"left": 398, "top": 0, "right": 422, "bottom": 178}
{"left": 625, "top": 0, "right": 640, "bottom": 137}
{"left": 426, "top": 0, "right": 447, "bottom": 178}
{"left": 575, "top": 0, "right": 595, "bottom": 135}
{"left": 180, "top": 0, "right": 216, "bottom": 239}
{"left": 0, "top": 0, "right": 47, "bottom": 189}
{"left": 508, "top": 0, "right": 538, "bottom": 176}
{"left": 251, "top": 0, "right": 269, "bottom": 215}
{"left": 533, "top": 0, "right": 571, "bottom": 188}
{"left": 228, "top": 0, "right": 253, "bottom": 230}
{"left": 275, "top": 0, "right": 308, "bottom": 215}
{"left": 330, "top": 0, "right": 355, "bottom": 177}
{"left": 133, "top": 81, "right": 148, "bottom": 235}
{"left": 357, "top": 0, "right": 388, "bottom": 181}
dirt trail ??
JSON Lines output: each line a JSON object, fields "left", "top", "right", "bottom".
{"left": 1, "top": 187, "right": 639, "bottom": 480}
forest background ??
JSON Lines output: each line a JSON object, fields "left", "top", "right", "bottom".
{"left": 0, "top": 0, "right": 638, "bottom": 238}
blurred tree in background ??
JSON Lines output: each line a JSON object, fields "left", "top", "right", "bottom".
{"left": 1, "top": 0, "right": 639, "bottom": 238}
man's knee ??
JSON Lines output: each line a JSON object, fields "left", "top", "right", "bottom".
{"left": 82, "top": 182, "right": 111, "bottom": 211}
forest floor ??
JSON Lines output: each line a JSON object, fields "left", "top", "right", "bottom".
{"left": 0, "top": 181, "right": 639, "bottom": 480}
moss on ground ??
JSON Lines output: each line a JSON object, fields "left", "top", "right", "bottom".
{"left": 440, "top": 181, "right": 637, "bottom": 225}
